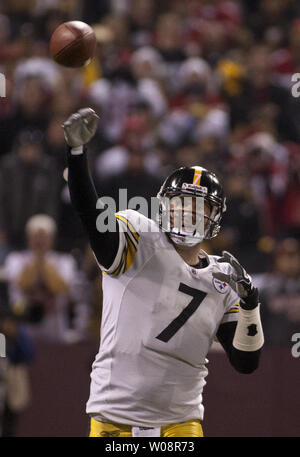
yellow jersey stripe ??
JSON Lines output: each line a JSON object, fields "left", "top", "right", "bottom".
{"left": 224, "top": 301, "right": 240, "bottom": 315}
{"left": 125, "top": 224, "right": 139, "bottom": 250}
{"left": 225, "top": 308, "right": 239, "bottom": 314}
{"left": 107, "top": 232, "right": 138, "bottom": 277}
{"left": 116, "top": 215, "right": 140, "bottom": 243}
{"left": 123, "top": 233, "right": 137, "bottom": 272}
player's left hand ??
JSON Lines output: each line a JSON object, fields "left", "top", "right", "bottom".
{"left": 212, "top": 251, "right": 259, "bottom": 310}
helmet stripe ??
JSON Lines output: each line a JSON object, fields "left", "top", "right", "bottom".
{"left": 193, "top": 169, "right": 202, "bottom": 186}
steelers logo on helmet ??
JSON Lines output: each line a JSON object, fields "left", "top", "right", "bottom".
{"left": 157, "top": 166, "right": 226, "bottom": 247}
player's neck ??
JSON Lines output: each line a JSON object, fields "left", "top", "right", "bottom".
{"left": 173, "top": 243, "right": 202, "bottom": 266}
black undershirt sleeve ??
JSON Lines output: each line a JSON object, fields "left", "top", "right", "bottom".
{"left": 67, "top": 146, "right": 120, "bottom": 269}
{"left": 216, "top": 321, "right": 261, "bottom": 374}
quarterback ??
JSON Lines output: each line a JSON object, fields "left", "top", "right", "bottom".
{"left": 62, "top": 108, "right": 264, "bottom": 438}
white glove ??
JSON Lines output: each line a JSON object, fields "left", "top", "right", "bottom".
{"left": 62, "top": 108, "right": 99, "bottom": 148}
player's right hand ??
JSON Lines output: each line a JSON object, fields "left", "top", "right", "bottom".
{"left": 62, "top": 108, "right": 99, "bottom": 148}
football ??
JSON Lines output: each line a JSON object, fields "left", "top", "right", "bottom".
{"left": 50, "top": 21, "right": 96, "bottom": 68}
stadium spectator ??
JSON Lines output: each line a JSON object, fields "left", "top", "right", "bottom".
{"left": 254, "top": 238, "right": 300, "bottom": 345}
{"left": 0, "top": 130, "right": 59, "bottom": 248}
{"left": 277, "top": 146, "right": 300, "bottom": 239}
{"left": 96, "top": 111, "right": 162, "bottom": 216}
{"left": 94, "top": 107, "right": 160, "bottom": 180}
{"left": 0, "top": 308, "right": 34, "bottom": 437}
{"left": 222, "top": 173, "right": 268, "bottom": 271}
{"left": 0, "top": 271, "right": 34, "bottom": 437}
{"left": 130, "top": 46, "right": 168, "bottom": 118}
{"left": 0, "top": 76, "right": 50, "bottom": 156}
{"left": 3, "top": 215, "right": 88, "bottom": 343}
{"left": 128, "top": 0, "right": 156, "bottom": 48}
{"left": 225, "top": 45, "right": 300, "bottom": 142}
{"left": 44, "top": 115, "right": 69, "bottom": 173}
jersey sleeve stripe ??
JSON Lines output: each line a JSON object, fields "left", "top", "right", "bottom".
{"left": 115, "top": 215, "right": 140, "bottom": 243}
{"left": 107, "top": 232, "right": 138, "bottom": 277}
{"left": 224, "top": 309, "right": 239, "bottom": 314}
{"left": 224, "top": 301, "right": 240, "bottom": 315}
{"left": 123, "top": 233, "right": 137, "bottom": 272}
{"left": 103, "top": 213, "right": 140, "bottom": 277}
{"left": 120, "top": 243, "right": 129, "bottom": 275}
{"left": 110, "top": 246, "right": 127, "bottom": 277}
{"left": 124, "top": 225, "right": 139, "bottom": 250}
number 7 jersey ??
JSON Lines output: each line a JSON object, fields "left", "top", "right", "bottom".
{"left": 87, "top": 209, "right": 240, "bottom": 427}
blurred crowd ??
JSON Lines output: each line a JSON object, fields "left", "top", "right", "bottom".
{"left": 0, "top": 0, "right": 299, "bottom": 388}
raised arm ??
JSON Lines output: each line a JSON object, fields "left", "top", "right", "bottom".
{"left": 62, "top": 108, "right": 119, "bottom": 270}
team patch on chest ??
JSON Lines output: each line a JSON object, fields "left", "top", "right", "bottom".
{"left": 212, "top": 277, "right": 229, "bottom": 294}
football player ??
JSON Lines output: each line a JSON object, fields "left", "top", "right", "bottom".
{"left": 62, "top": 108, "right": 264, "bottom": 438}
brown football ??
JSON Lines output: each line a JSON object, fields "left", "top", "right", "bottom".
{"left": 50, "top": 21, "right": 96, "bottom": 68}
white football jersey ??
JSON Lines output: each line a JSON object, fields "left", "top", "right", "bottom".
{"left": 86, "top": 209, "right": 239, "bottom": 427}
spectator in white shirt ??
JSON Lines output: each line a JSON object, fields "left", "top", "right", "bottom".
{"left": 4, "top": 215, "right": 88, "bottom": 343}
